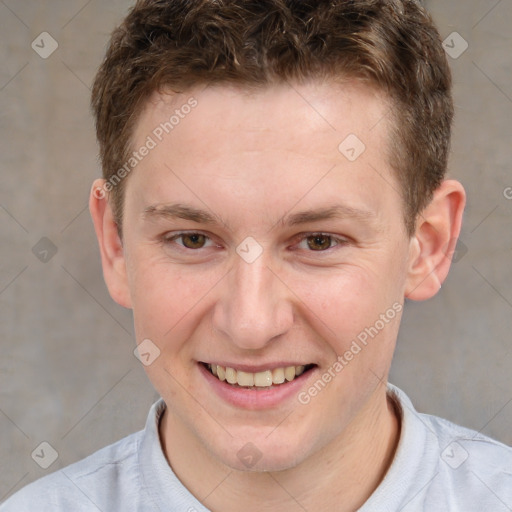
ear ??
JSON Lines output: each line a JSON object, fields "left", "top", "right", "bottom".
{"left": 89, "top": 179, "right": 132, "bottom": 309}
{"left": 405, "top": 179, "right": 466, "bottom": 301}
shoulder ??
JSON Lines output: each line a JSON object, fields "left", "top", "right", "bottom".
{"left": 384, "top": 385, "right": 512, "bottom": 510}
{"left": 0, "top": 430, "right": 144, "bottom": 511}
{"left": 423, "top": 411, "right": 512, "bottom": 480}
{"left": 416, "top": 408, "right": 512, "bottom": 509}
{"left": 390, "top": 384, "right": 512, "bottom": 474}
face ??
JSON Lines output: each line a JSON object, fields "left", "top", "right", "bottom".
{"left": 119, "top": 80, "right": 414, "bottom": 471}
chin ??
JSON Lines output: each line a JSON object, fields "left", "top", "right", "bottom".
{"left": 211, "top": 432, "right": 312, "bottom": 473}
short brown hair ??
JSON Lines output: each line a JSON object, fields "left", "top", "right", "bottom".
{"left": 91, "top": 0, "right": 453, "bottom": 236}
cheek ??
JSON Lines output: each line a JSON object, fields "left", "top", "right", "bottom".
{"left": 127, "top": 239, "right": 406, "bottom": 351}
{"left": 293, "top": 260, "right": 403, "bottom": 355}
{"left": 128, "top": 251, "right": 230, "bottom": 349}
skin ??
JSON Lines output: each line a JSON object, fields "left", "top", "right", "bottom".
{"left": 90, "top": 80, "right": 465, "bottom": 511}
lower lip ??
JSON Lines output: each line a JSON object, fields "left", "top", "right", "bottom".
{"left": 198, "top": 363, "right": 317, "bottom": 410}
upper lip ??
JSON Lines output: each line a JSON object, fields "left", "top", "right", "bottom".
{"left": 201, "top": 361, "right": 315, "bottom": 372}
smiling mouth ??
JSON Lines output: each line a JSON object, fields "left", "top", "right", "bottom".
{"left": 203, "top": 363, "right": 316, "bottom": 389}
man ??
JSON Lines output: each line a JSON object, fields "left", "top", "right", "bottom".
{"left": 2, "top": 0, "right": 511, "bottom": 510}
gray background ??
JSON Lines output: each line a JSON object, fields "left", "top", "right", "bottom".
{"left": 0, "top": 0, "right": 511, "bottom": 499}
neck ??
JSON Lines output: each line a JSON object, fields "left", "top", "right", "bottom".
{"left": 160, "top": 385, "right": 400, "bottom": 512}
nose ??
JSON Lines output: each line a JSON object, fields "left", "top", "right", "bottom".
{"left": 212, "top": 253, "right": 294, "bottom": 351}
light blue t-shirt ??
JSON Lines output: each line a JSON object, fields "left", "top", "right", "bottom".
{"left": 1, "top": 384, "right": 511, "bottom": 511}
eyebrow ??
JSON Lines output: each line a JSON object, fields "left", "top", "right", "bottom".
{"left": 142, "top": 203, "right": 376, "bottom": 230}
{"left": 282, "top": 204, "right": 376, "bottom": 227}
{"left": 143, "top": 203, "right": 219, "bottom": 224}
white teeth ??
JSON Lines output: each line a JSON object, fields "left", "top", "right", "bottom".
{"left": 226, "top": 367, "right": 237, "bottom": 384}
{"left": 237, "top": 370, "right": 254, "bottom": 387}
{"left": 254, "top": 370, "right": 273, "bottom": 387}
{"left": 217, "top": 365, "right": 226, "bottom": 381}
{"left": 284, "top": 366, "right": 296, "bottom": 381}
{"left": 207, "top": 364, "right": 310, "bottom": 388}
{"left": 271, "top": 367, "right": 285, "bottom": 384}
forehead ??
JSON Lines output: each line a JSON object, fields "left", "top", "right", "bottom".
{"left": 136, "top": 79, "right": 390, "bottom": 148}
{"left": 127, "top": 80, "right": 400, "bottom": 232}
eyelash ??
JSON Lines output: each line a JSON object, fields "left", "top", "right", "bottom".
{"left": 163, "top": 232, "right": 218, "bottom": 250}
{"left": 162, "top": 231, "right": 349, "bottom": 253}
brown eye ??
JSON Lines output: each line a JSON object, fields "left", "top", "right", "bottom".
{"left": 306, "top": 234, "right": 333, "bottom": 251}
{"left": 180, "top": 233, "right": 207, "bottom": 249}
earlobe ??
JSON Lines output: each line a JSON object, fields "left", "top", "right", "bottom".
{"left": 404, "top": 180, "right": 466, "bottom": 301}
{"left": 89, "top": 179, "right": 132, "bottom": 309}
